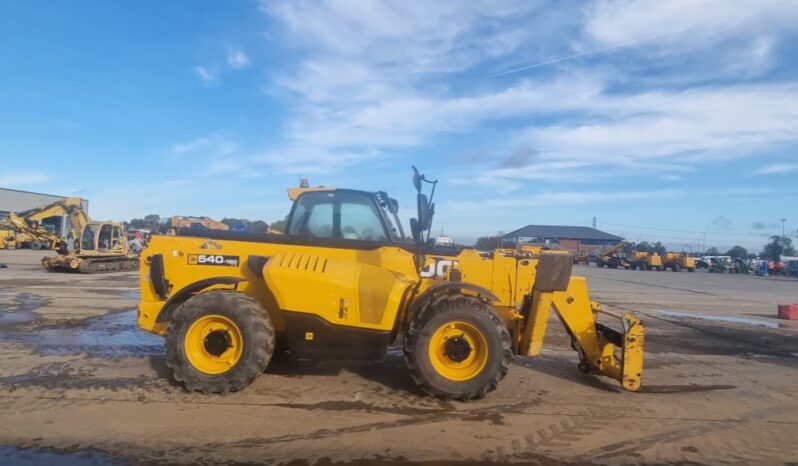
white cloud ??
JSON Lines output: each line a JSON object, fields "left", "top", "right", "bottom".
{"left": 445, "top": 189, "right": 680, "bottom": 213}
{"left": 584, "top": 0, "right": 797, "bottom": 49}
{"left": 0, "top": 170, "right": 50, "bottom": 187}
{"left": 755, "top": 163, "right": 798, "bottom": 175}
{"left": 172, "top": 135, "right": 238, "bottom": 156}
{"left": 254, "top": 0, "right": 798, "bottom": 180}
{"left": 194, "top": 66, "right": 218, "bottom": 84}
{"left": 226, "top": 45, "right": 250, "bottom": 69}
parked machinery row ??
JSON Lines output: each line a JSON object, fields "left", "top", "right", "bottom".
{"left": 592, "top": 241, "right": 695, "bottom": 272}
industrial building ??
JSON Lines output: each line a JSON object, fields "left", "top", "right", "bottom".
{"left": 504, "top": 224, "right": 623, "bottom": 256}
{"left": 0, "top": 187, "right": 88, "bottom": 238}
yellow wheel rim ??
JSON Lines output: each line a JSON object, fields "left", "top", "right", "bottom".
{"left": 184, "top": 314, "right": 243, "bottom": 375}
{"left": 428, "top": 320, "right": 488, "bottom": 381}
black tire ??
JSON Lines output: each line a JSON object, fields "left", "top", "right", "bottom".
{"left": 404, "top": 295, "right": 511, "bottom": 401}
{"left": 687, "top": 267, "right": 695, "bottom": 272}
{"left": 166, "top": 290, "right": 274, "bottom": 394}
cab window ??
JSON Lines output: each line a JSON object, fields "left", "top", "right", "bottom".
{"left": 287, "top": 191, "right": 389, "bottom": 241}
{"left": 81, "top": 224, "right": 98, "bottom": 250}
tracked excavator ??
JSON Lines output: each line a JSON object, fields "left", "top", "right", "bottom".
{"left": 0, "top": 197, "right": 139, "bottom": 273}
{"left": 137, "top": 167, "right": 645, "bottom": 399}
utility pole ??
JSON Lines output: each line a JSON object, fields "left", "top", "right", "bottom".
{"left": 592, "top": 216, "right": 597, "bottom": 229}
{"left": 781, "top": 219, "right": 787, "bottom": 255}
{"left": 702, "top": 232, "right": 706, "bottom": 255}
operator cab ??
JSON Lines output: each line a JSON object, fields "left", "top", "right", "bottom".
{"left": 286, "top": 189, "right": 405, "bottom": 243}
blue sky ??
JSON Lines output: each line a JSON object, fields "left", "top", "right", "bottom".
{"left": 2, "top": 1, "right": 798, "bottom": 252}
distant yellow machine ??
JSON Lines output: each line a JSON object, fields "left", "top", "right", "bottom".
{"left": 661, "top": 252, "right": 696, "bottom": 272}
{"left": 137, "top": 168, "right": 644, "bottom": 399}
{"left": 0, "top": 196, "right": 139, "bottom": 273}
{"left": 41, "top": 221, "right": 140, "bottom": 273}
{"left": 595, "top": 241, "right": 630, "bottom": 269}
{"left": 170, "top": 216, "right": 229, "bottom": 232}
{"left": 0, "top": 228, "right": 15, "bottom": 249}
{"left": 628, "top": 252, "right": 662, "bottom": 271}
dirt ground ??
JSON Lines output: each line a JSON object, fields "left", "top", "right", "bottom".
{"left": 0, "top": 249, "right": 797, "bottom": 466}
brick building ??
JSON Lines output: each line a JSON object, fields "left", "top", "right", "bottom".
{"left": 503, "top": 225, "right": 623, "bottom": 256}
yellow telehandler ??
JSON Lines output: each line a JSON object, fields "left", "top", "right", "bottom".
{"left": 137, "top": 168, "right": 644, "bottom": 399}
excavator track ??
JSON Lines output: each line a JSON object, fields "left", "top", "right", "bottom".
{"left": 77, "top": 257, "right": 140, "bottom": 274}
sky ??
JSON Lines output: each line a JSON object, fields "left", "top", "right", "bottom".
{"left": 2, "top": 0, "right": 798, "bottom": 252}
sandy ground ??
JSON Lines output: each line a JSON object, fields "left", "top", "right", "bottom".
{"left": 0, "top": 249, "right": 797, "bottom": 465}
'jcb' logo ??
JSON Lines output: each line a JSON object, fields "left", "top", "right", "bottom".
{"left": 420, "top": 258, "right": 458, "bottom": 278}
{"left": 188, "top": 254, "right": 240, "bottom": 267}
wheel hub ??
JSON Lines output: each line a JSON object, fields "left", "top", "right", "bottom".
{"left": 204, "top": 330, "right": 232, "bottom": 356}
{"left": 444, "top": 335, "right": 472, "bottom": 362}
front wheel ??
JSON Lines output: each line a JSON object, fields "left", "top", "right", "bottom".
{"left": 404, "top": 295, "right": 511, "bottom": 401}
{"left": 166, "top": 290, "right": 275, "bottom": 394}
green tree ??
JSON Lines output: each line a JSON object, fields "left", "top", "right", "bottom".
{"left": 251, "top": 220, "right": 269, "bottom": 233}
{"left": 128, "top": 214, "right": 163, "bottom": 231}
{"left": 763, "top": 235, "right": 796, "bottom": 260}
{"left": 726, "top": 245, "right": 748, "bottom": 259}
{"left": 704, "top": 246, "right": 719, "bottom": 255}
{"left": 651, "top": 241, "right": 667, "bottom": 256}
{"left": 635, "top": 241, "right": 651, "bottom": 253}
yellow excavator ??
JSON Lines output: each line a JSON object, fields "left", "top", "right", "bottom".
{"left": 1, "top": 197, "right": 139, "bottom": 273}
{"left": 136, "top": 168, "right": 644, "bottom": 399}
{"left": 2, "top": 198, "right": 85, "bottom": 250}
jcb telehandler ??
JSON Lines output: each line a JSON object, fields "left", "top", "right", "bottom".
{"left": 137, "top": 168, "right": 644, "bottom": 399}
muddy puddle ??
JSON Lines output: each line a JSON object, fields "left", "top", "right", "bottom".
{"left": 0, "top": 310, "right": 161, "bottom": 358}
{"left": 0, "top": 290, "right": 48, "bottom": 326}
{"left": 0, "top": 445, "right": 126, "bottom": 466}
{"left": 656, "top": 309, "right": 782, "bottom": 329}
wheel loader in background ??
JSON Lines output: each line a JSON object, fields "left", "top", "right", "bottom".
{"left": 628, "top": 251, "right": 662, "bottom": 271}
{"left": 136, "top": 168, "right": 645, "bottom": 399}
{"left": 661, "top": 252, "right": 696, "bottom": 272}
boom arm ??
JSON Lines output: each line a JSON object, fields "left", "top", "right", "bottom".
{"left": 3, "top": 197, "right": 88, "bottom": 248}
{"left": 518, "top": 251, "right": 644, "bottom": 391}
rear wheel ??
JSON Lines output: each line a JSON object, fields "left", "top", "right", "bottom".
{"left": 404, "top": 295, "right": 511, "bottom": 401}
{"left": 166, "top": 290, "right": 274, "bottom": 394}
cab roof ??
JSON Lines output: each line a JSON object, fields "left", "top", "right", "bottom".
{"left": 286, "top": 185, "right": 336, "bottom": 201}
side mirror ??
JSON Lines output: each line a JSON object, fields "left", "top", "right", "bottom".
{"left": 417, "top": 194, "right": 431, "bottom": 231}
{"left": 412, "top": 166, "right": 422, "bottom": 193}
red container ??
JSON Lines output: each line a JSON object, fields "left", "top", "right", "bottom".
{"left": 777, "top": 304, "right": 798, "bottom": 320}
